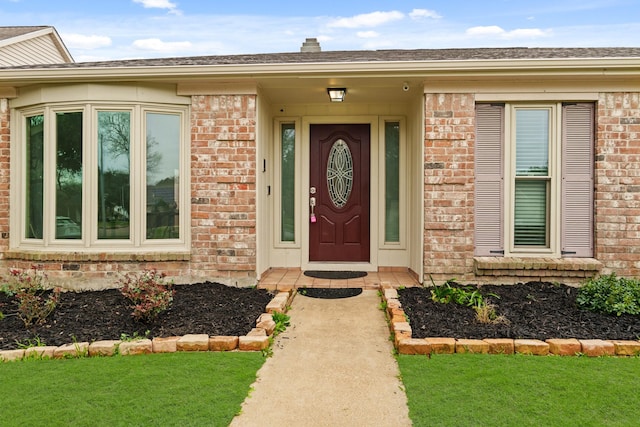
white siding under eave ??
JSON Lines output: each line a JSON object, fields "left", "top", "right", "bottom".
{"left": 0, "top": 35, "right": 68, "bottom": 66}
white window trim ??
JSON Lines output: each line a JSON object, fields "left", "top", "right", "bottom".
{"left": 273, "top": 117, "right": 301, "bottom": 248}
{"left": 378, "top": 116, "right": 407, "bottom": 250}
{"left": 503, "top": 103, "right": 562, "bottom": 257}
{"left": 11, "top": 102, "right": 191, "bottom": 253}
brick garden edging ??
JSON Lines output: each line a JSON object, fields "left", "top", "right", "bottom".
{"left": 0, "top": 290, "right": 294, "bottom": 362}
{"left": 382, "top": 287, "right": 640, "bottom": 357}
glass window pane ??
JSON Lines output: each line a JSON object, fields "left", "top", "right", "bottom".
{"left": 327, "top": 139, "right": 353, "bottom": 208}
{"left": 515, "top": 110, "right": 549, "bottom": 176}
{"left": 146, "top": 113, "right": 180, "bottom": 240}
{"left": 514, "top": 180, "right": 548, "bottom": 246}
{"left": 55, "top": 112, "right": 83, "bottom": 240}
{"left": 385, "top": 122, "right": 400, "bottom": 243}
{"left": 98, "top": 111, "right": 131, "bottom": 239}
{"left": 26, "top": 115, "right": 44, "bottom": 239}
{"left": 281, "top": 123, "right": 295, "bottom": 242}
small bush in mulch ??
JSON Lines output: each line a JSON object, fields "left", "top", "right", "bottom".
{"left": 399, "top": 281, "right": 640, "bottom": 341}
{"left": 118, "top": 269, "right": 175, "bottom": 321}
{"left": 1, "top": 267, "right": 61, "bottom": 327}
{"left": 576, "top": 273, "right": 640, "bottom": 316}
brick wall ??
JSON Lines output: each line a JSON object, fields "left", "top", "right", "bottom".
{"left": 423, "top": 93, "right": 476, "bottom": 282}
{"left": 190, "top": 95, "right": 257, "bottom": 283}
{"left": 596, "top": 92, "right": 640, "bottom": 277}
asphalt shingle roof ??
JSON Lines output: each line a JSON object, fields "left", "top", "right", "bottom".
{"left": 0, "top": 26, "right": 50, "bottom": 42}
{"left": 4, "top": 47, "right": 640, "bottom": 70}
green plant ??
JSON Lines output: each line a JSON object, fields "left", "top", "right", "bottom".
{"left": 430, "top": 280, "right": 485, "bottom": 307}
{"left": 577, "top": 273, "right": 640, "bottom": 316}
{"left": 118, "top": 269, "right": 174, "bottom": 321}
{"left": 271, "top": 311, "right": 290, "bottom": 335}
{"left": 430, "top": 279, "right": 505, "bottom": 324}
{"left": 68, "top": 336, "right": 89, "bottom": 358}
{"left": 4, "top": 267, "right": 61, "bottom": 327}
{"left": 120, "top": 330, "right": 151, "bottom": 342}
{"left": 15, "top": 336, "right": 47, "bottom": 349}
{"left": 261, "top": 345, "right": 274, "bottom": 358}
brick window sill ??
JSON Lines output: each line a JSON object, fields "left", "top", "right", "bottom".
{"left": 4, "top": 250, "right": 191, "bottom": 263}
{"left": 474, "top": 257, "right": 603, "bottom": 278}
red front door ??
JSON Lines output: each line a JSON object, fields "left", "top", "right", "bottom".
{"left": 309, "top": 124, "right": 370, "bottom": 262}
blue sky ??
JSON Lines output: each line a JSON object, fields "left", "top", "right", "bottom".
{"left": 2, "top": 0, "right": 640, "bottom": 62}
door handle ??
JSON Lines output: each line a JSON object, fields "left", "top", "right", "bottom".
{"left": 309, "top": 197, "right": 316, "bottom": 223}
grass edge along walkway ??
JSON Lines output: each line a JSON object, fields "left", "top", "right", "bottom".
{"left": 1, "top": 352, "right": 264, "bottom": 426}
{"left": 398, "top": 353, "right": 640, "bottom": 427}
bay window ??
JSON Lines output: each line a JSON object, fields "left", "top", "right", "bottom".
{"left": 16, "top": 103, "right": 188, "bottom": 251}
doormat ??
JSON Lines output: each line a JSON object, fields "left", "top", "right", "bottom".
{"left": 303, "top": 270, "right": 367, "bottom": 280}
{"left": 297, "top": 287, "right": 363, "bottom": 299}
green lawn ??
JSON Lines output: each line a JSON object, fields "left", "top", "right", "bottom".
{"left": 1, "top": 352, "right": 264, "bottom": 426}
{"left": 398, "top": 354, "right": 640, "bottom": 427}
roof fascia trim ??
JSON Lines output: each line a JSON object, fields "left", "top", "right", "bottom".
{"left": 1, "top": 57, "right": 639, "bottom": 82}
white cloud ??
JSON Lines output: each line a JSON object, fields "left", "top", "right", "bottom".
{"left": 132, "top": 38, "right": 192, "bottom": 52}
{"left": 466, "top": 25, "right": 505, "bottom": 37}
{"left": 357, "top": 31, "right": 379, "bottom": 38}
{"left": 133, "top": 0, "right": 176, "bottom": 9}
{"left": 466, "top": 25, "right": 550, "bottom": 40}
{"left": 409, "top": 9, "right": 441, "bottom": 20}
{"left": 505, "top": 28, "right": 550, "bottom": 39}
{"left": 328, "top": 11, "right": 404, "bottom": 29}
{"left": 132, "top": 0, "right": 180, "bottom": 15}
{"left": 62, "top": 33, "right": 112, "bottom": 49}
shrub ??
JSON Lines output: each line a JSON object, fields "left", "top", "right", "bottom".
{"left": 118, "top": 269, "right": 174, "bottom": 321}
{"left": 3, "top": 267, "right": 61, "bottom": 327}
{"left": 577, "top": 273, "right": 640, "bottom": 316}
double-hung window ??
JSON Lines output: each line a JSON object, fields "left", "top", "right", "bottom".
{"left": 18, "top": 103, "right": 188, "bottom": 251}
{"left": 474, "top": 102, "right": 594, "bottom": 257}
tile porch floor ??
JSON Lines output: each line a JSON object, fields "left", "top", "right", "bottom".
{"left": 257, "top": 268, "right": 420, "bottom": 291}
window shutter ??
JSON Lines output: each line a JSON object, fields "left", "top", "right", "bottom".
{"left": 474, "top": 104, "right": 504, "bottom": 256}
{"left": 561, "top": 103, "right": 594, "bottom": 257}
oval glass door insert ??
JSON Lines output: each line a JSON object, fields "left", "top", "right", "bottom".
{"left": 327, "top": 139, "right": 353, "bottom": 208}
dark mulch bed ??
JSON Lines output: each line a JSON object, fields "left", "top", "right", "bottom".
{"left": 399, "top": 282, "right": 640, "bottom": 340}
{"left": 0, "top": 282, "right": 273, "bottom": 351}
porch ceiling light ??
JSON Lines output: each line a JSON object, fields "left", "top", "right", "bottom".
{"left": 327, "top": 87, "right": 347, "bottom": 102}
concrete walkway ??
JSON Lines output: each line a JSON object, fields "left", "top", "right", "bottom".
{"left": 229, "top": 290, "right": 412, "bottom": 427}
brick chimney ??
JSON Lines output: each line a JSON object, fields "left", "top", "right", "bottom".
{"left": 300, "top": 38, "right": 321, "bottom": 53}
